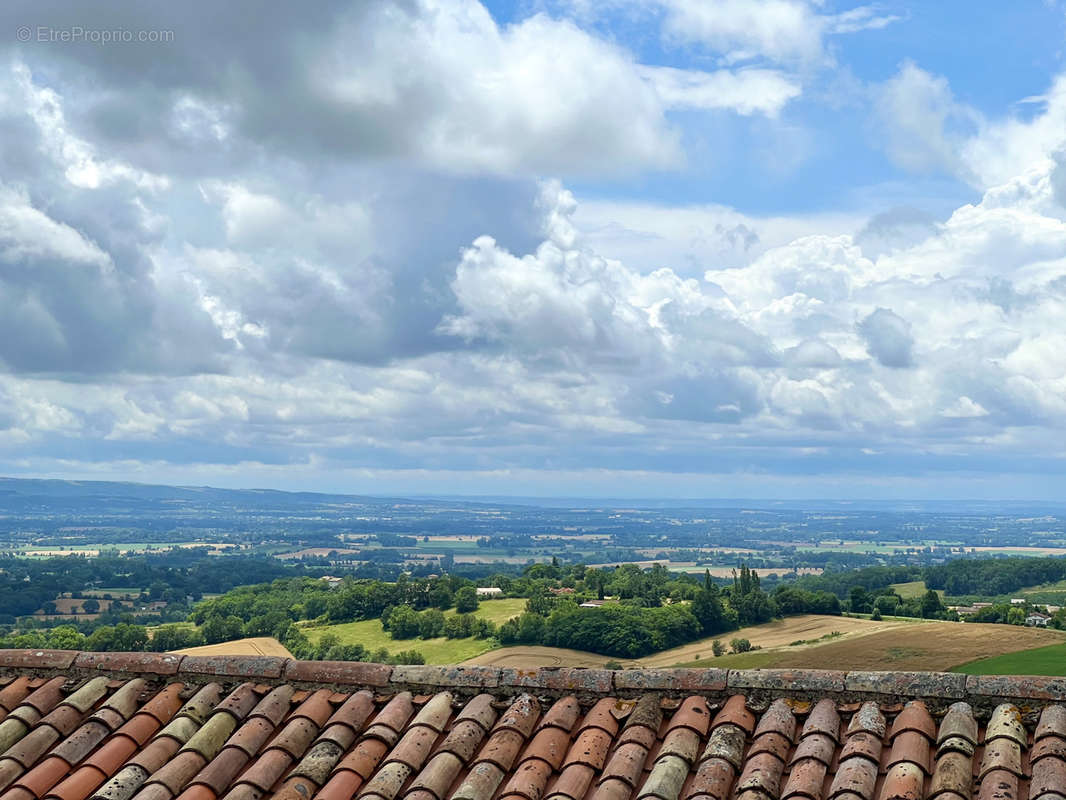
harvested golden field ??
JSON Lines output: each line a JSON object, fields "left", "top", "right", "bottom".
{"left": 463, "top": 614, "right": 904, "bottom": 669}
{"left": 970, "top": 546, "right": 1066, "bottom": 556}
{"left": 172, "top": 637, "right": 295, "bottom": 658}
{"left": 736, "top": 621, "right": 1066, "bottom": 672}
{"left": 636, "top": 614, "right": 919, "bottom": 667}
{"left": 462, "top": 645, "right": 609, "bottom": 668}
{"left": 462, "top": 614, "right": 1066, "bottom": 673}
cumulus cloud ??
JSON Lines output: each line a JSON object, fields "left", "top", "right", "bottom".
{"left": 0, "top": 0, "right": 802, "bottom": 178}
{"left": 655, "top": 0, "right": 898, "bottom": 66}
{"left": 858, "top": 308, "right": 914, "bottom": 368}
{"left": 876, "top": 64, "right": 1066, "bottom": 190}
{"left": 2, "top": 0, "right": 1066, "bottom": 493}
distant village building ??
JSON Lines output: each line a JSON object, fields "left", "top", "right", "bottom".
{"left": 320, "top": 576, "right": 344, "bottom": 589}
{"left": 476, "top": 587, "right": 503, "bottom": 597}
{"left": 549, "top": 587, "right": 574, "bottom": 595}
{"left": 580, "top": 600, "right": 605, "bottom": 608}
{"left": 1010, "top": 598, "right": 1026, "bottom": 605}
{"left": 1026, "top": 612, "right": 1051, "bottom": 627}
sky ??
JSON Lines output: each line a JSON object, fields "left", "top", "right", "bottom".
{"left": 2, "top": 1, "right": 1066, "bottom": 499}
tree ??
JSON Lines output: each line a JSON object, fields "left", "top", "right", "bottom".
{"left": 712, "top": 639, "right": 725, "bottom": 657}
{"left": 920, "top": 589, "right": 944, "bottom": 619}
{"left": 429, "top": 583, "right": 453, "bottom": 610}
{"left": 729, "top": 638, "right": 752, "bottom": 654}
{"left": 691, "top": 582, "right": 732, "bottom": 635}
{"left": 202, "top": 614, "right": 244, "bottom": 644}
{"left": 387, "top": 605, "right": 421, "bottom": 639}
{"left": 454, "top": 586, "right": 479, "bottom": 614}
{"left": 516, "top": 612, "right": 546, "bottom": 644}
{"left": 46, "top": 625, "right": 85, "bottom": 650}
{"left": 418, "top": 609, "right": 446, "bottom": 638}
{"left": 82, "top": 599, "right": 101, "bottom": 615}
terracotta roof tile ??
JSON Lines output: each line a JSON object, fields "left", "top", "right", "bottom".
{"left": 499, "top": 754, "right": 553, "bottom": 800}
{"left": 828, "top": 756, "right": 878, "bottom": 800}
{"left": 12, "top": 654, "right": 1066, "bottom": 800}
{"left": 637, "top": 753, "right": 689, "bottom": 800}
{"left": 21, "top": 677, "right": 69, "bottom": 717}
{"left": 839, "top": 731, "right": 881, "bottom": 764}
{"left": 526, "top": 726, "right": 572, "bottom": 772}
{"left": 887, "top": 701, "right": 935, "bottom": 743}
{"left": 474, "top": 728, "right": 526, "bottom": 772}
{"left": 1031, "top": 734, "right": 1066, "bottom": 763}
{"left": 52, "top": 720, "right": 113, "bottom": 765}
{"left": 545, "top": 762, "right": 593, "bottom": 800}
{"left": 734, "top": 751, "right": 786, "bottom": 798}
{"left": 564, "top": 727, "right": 613, "bottom": 770}
{"left": 451, "top": 761, "right": 505, "bottom": 800}
{"left": 845, "top": 703, "right": 885, "bottom": 739}
{"left": 436, "top": 719, "right": 487, "bottom": 763}
{"left": 930, "top": 750, "right": 973, "bottom": 800}
{"left": 337, "top": 737, "right": 389, "bottom": 778}
{"left": 976, "top": 768, "right": 1018, "bottom": 800}
{"left": 878, "top": 761, "right": 924, "bottom": 800}
{"left": 385, "top": 725, "right": 439, "bottom": 771}
{"left": 1030, "top": 754, "right": 1066, "bottom": 800}
{"left": 752, "top": 700, "right": 796, "bottom": 742}
{"left": 686, "top": 756, "right": 735, "bottom": 800}
{"left": 977, "top": 737, "right": 1023, "bottom": 780}
{"left": 1035, "top": 704, "right": 1066, "bottom": 741}
{"left": 700, "top": 724, "right": 745, "bottom": 771}
{"left": 540, "top": 697, "right": 581, "bottom": 733}
{"left": 494, "top": 694, "right": 540, "bottom": 739}
{"left": 710, "top": 696, "right": 754, "bottom": 737}
{"left": 0, "top": 679, "right": 32, "bottom": 716}
{"left": 405, "top": 751, "right": 463, "bottom": 800}
{"left": 233, "top": 748, "right": 290, "bottom": 794}
{"left": 780, "top": 755, "right": 827, "bottom": 800}
{"left": 885, "top": 731, "right": 931, "bottom": 776}
{"left": 747, "top": 730, "right": 792, "bottom": 764}
{"left": 938, "top": 703, "right": 977, "bottom": 748}
{"left": 791, "top": 732, "right": 835, "bottom": 766}
{"left": 984, "top": 705, "right": 1026, "bottom": 749}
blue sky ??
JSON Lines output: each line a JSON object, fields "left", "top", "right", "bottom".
{"left": 2, "top": 0, "right": 1066, "bottom": 498}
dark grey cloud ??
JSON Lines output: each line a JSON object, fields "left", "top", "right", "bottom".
{"left": 858, "top": 307, "right": 914, "bottom": 368}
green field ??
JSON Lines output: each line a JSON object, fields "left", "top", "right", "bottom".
{"left": 889, "top": 581, "right": 945, "bottom": 600}
{"left": 304, "top": 597, "right": 527, "bottom": 664}
{"left": 951, "top": 642, "right": 1066, "bottom": 675}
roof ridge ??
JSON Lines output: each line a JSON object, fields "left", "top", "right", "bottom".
{"left": 0, "top": 650, "right": 1061, "bottom": 707}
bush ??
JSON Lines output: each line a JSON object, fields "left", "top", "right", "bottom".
{"left": 387, "top": 605, "right": 421, "bottom": 639}
{"left": 454, "top": 586, "right": 479, "bottom": 614}
{"left": 729, "top": 637, "right": 752, "bottom": 654}
{"left": 604, "top": 660, "right": 624, "bottom": 670}
{"left": 711, "top": 638, "right": 725, "bottom": 657}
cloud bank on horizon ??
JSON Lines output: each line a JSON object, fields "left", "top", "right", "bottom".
{"left": 1, "top": 0, "right": 1066, "bottom": 498}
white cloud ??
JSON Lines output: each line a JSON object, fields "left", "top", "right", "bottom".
{"left": 876, "top": 64, "right": 1066, "bottom": 190}
{"left": 638, "top": 65, "right": 801, "bottom": 116}
{"left": 656, "top": 0, "right": 898, "bottom": 66}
